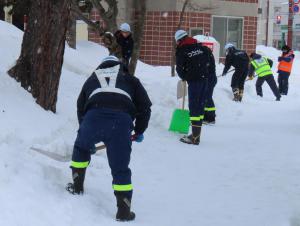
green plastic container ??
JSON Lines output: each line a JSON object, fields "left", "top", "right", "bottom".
{"left": 168, "top": 109, "right": 190, "bottom": 134}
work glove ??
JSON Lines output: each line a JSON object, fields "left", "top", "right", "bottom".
{"left": 278, "top": 57, "right": 283, "bottom": 62}
{"left": 89, "top": 146, "right": 97, "bottom": 154}
{"left": 131, "top": 134, "right": 144, "bottom": 142}
{"left": 248, "top": 75, "right": 254, "bottom": 80}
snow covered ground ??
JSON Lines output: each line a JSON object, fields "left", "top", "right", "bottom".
{"left": 1, "top": 20, "right": 300, "bottom": 226}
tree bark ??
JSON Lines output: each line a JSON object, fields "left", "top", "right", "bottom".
{"left": 67, "top": 10, "right": 77, "bottom": 49}
{"left": 8, "top": 0, "right": 71, "bottom": 113}
{"left": 90, "top": 0, "right": 118, "bottom": 33}
{"left": 128, "top": 0, "right": 147, "bottom": 76}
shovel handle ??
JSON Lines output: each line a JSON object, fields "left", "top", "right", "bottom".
{"left": 182, "top": 81, "right": 186, "bottom": 110}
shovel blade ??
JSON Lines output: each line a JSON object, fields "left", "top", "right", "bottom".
{"left": 168, "top": 109, "right": 190, "bottom": 134}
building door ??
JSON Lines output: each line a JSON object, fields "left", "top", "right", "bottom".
{"left": 212, "top": 16, "right": 243, "bottom": 56}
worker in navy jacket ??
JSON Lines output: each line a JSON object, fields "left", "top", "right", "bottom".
{"left": 175, "top": 30, "right": 211, "bottom": 145}
{"left": 67, "top": 56, "right": 151, "bottom": 221}
{"left": 222, "top": 43, "right": 249, "bottom": 102}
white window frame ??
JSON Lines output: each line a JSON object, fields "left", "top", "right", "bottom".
{"left": 211, "top": 15, "right": 244, "bottom": 54}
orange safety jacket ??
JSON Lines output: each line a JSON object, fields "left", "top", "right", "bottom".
{"left": 278, "top": 50, "right": 294, "bottom": 73}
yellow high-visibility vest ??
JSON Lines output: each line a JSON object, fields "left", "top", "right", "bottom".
{"left": 251, "top": 57, "right": 273, "bottom": 77}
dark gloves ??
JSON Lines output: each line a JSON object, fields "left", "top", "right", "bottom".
{"left": 278, "top": 57, "right": 283, "bottom": 62}
{"left": 90, "top": 146, "right": 97, "bottom": 154}
{"left": 222, "top": 72, "right": 226, "bottom": 76}
{"left": 248, "top": 75, "right": 254, "bottom": 80}
{"left": 131, "top": 134, "right": 144, "bottom": 143}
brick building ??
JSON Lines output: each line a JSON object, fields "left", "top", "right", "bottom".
{"left": 0, "top": 0, "right": 258, "bottom": 66}
{"left": 89, "top": 0, "right": 258, "bottom": 66}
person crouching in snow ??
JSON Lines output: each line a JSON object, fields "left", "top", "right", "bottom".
{"left": 277, "top": 45, "right": 295, "bottom": 95}
{"left": 249, "top": 52, "right": 281, "bottom": 101}
{"left": 66, "top": 56, "right": 152, "bottom": 221}
{"left": 175, "top": 30, "right": 211, "bottom": 145}
{"left": 222, "top": 43, "right": 249, "bottom": 102}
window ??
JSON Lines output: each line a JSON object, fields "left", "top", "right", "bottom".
{"left": 212, "top": 16, "right": 243, "bottom": 56}
{"left": 189, "top": 28, "right": 203, "bottom": 37}
{"left": 258, "top": 8, "right": 263, "bottom": 14}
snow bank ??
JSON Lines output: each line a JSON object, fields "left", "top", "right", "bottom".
{"left": 0, "top": 21, "right": 23, "bottom": 70}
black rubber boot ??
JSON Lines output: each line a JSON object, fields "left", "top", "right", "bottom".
{"left": 238, "top": 89, "right": 244, "bottom": 102}
{"left": 203, "top": 119, "right": 215, "bottom": 125}
{"left": 232, "top": 88, "right": 240, "bottom": 102}
{"left": 180, "top": 125, "right": 201, "bottom": 145}
{"left": 115, "top": 192, "right": 135, "bottom": 221}
{"left": 203, "top": 114, "right": 216, "bottom": 125}
{"left": 66, "top": 167, "right": 86, "bottom": 195}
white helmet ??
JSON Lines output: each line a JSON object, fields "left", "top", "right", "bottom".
{"left": 224, "top": 43, "right": 235, "bottom": 51}
{"left": 101, "top": 55, "right": 120, "bottom": 64}
{"left": 174, "top": 30, "right": 188, "bottom": 42}
{"left": 120, "top": 23, "right": 131, "bottom": 33}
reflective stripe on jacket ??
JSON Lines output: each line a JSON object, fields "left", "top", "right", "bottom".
{"left": 88, "top": 65, "right": 132, "bottom": 101}
{"left": 250, "top": 57, "right": 273, "bottom": 77}
{"left": 278, "top": 51, "right": 294, "bottom": 73}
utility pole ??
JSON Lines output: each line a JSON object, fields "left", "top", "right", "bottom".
{"left": 266, "top": 0, "right": 270, "bottom": 46}
{"left": 287, "top": 0, "right": 293, "bottom": 47}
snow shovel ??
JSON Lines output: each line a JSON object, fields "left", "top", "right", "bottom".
{"left": 30, "top": 143, "right": 106, "bottom": 162}
{"left": 168, "top": 80, "right": 190, "bottom": 134}
{"left": 217, "top": 68, "right": 235, "bottom": 77}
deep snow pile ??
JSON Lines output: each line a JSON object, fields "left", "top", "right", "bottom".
{"left": 1, "top": 20, "right": 300, "bottom": 226}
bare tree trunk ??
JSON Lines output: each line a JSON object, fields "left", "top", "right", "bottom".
{"left": 171, "top": 0, "right": 190, "bottom": 77}
{"left": 128, "top": 0, "right": 147, "bottom": 76}
{"left": 67, "top": 10, "right": 76, "bottom": 49}
{"left": 8, "top": 0, "right": 71, "bottom": 113}
{"left": 90, "top": 0, "right": 118, "bottom": 33}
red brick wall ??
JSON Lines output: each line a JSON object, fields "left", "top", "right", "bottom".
{"left": 243, "top": 16, "right": 257, "bottom": 56}
{"left": 140, "top": 11, "right": 211, "bottom": 66}
{"left": 87, "top": 8, "right": 258, "bottom": 66}
{"left": 88, "top": 8, "right": 104, "bottom": 43}
{"left": 140, "top": 12, "right": 257, "bottom": 66}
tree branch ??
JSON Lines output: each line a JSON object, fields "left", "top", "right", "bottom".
{"left": 71, "top": 0, "right": 105, "bottom": 35}
{"left": 89, "top": 0, "right": 118, "bottom": 32}
{"left": 104, "top": 0, "right": 118, "bottom": 19}
{"left": 90, "top": 0, "right": 107, "bottom": 20}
